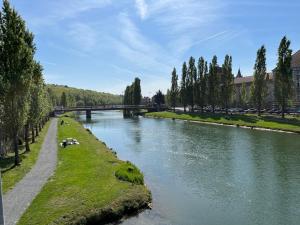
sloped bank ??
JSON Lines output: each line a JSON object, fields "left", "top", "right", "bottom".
{"left": 18, "top": 116, "right": 151, "bottom": 225}
{"left": 145, "top": 111, "right": 300, "bottom": 134}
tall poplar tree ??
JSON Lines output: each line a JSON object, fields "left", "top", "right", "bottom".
{"left": 274, "top": 36, "right": 293, "bottom": 118}
{"left": 251, "top": 46, "right": 267, "bottom": 116}
{"left": 180, "top": 62, "right": 188, "bottom": 112}
{"left": 187, "top": 57, "right": 196, "bottom": 112}
{"left": 220, "top": 55, "right": 234, "bottom": 114}
{"left": 170, "top": 67, "right": 178, "bottom": 111}
{"left": 0, "top": 0, "right": 34, "bottom": 165}
{"left": 27, "top": 62, "right": 44, "bottom": 147}
{"left": 197, "top": 57, "right": 207, "bottom": 113}
{"left": 133, "top": 77, "right": 142, "bottom": 105}
{"left": 208, "top": 56, "right": 219, "bottom": 113}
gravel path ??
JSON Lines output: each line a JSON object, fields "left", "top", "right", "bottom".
{"left": 3, "top": 118, "right": 58, "bottom": 225}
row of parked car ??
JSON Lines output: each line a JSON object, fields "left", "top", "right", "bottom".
{"left": 193, "top": 106, "right": 300, "bottom": 115}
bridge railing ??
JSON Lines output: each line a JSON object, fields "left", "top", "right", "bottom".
{"left": 54, "top": 104, "right": 168, "bottom": 111}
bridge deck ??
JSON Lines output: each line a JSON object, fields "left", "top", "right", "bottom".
{"left": 54, "top": 105, "right": 168, "bottom": 112}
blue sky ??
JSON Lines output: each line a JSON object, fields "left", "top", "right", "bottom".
{"left": 9, "top": 0, "right": 300, "bottom": 96}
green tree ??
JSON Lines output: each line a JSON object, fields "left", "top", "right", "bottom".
{"left": 0, "top": 0, "right": 34, "bottom": 165}
{"left": 197, "top": 57, "right": 207, "bottom": 113}
{"left": 153, "top": 90, "right": 165, "bottom": 110}
{"left": 26, "top": 62, "right": 44, "bottom": 148}
{"left": 208, "top": 56, "right": 219, "bottom": 113}
{"left": 180, "top": 62, "right": 188, "bottom": 112}
{"left": 61, "top": 92, "right": 67, "bottom": 107}
{"left": 274, "top": 36, "right": 293, "bottom": 118}
{"left": 220, "top": 55, "right": 234, "bottom": 114}
{"left": 133, "top": 77, "right": 142, "bottom": 105}
{"left": 170, "top": 67, "right": 178, "bottom": 111}
{"left": 251, "top": 46, "right": 267, "bottom": 116}
{"left": 187, "top": 57, "right": 197, "bottom": 112}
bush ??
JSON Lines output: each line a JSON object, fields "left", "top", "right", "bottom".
{"left": 115, "top": 161, "right": 144, "bottom": 185}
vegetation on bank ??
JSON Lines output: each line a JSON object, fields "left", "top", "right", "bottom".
{"left": 47, "top": 84, "right": 123, "bottom": 107}
{"left": 1, "top": 120, "right": 51, "bottom": 193}
{"left": 115, "top": 161, "right": 144, "bottom": 185}
{"left": 164, "top": 36, "right": 296, "bottom": 118}
{"left": 0, "top": 0, "right": 52, "bottom": 166}
{"left": 18, "top": 116, "right": 151, "bottom": 225}
{"left": 146, "top": 111, "right": 300, "bottom": 133}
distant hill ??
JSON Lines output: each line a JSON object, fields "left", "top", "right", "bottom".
{"left": 47, "top": 84, "right": 123, "bottom": 107}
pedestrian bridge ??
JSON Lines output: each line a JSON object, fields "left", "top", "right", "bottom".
{"left": 54, "top": 105, "right": 168, "bottom": 118}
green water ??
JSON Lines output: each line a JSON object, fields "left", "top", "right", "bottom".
{"left": 79, "top": 111, "right": 300, "bottom": 225}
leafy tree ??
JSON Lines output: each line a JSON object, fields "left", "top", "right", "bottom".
{"left": 26, "top": 62, "right": 44, "bottom": 148}
{"left": 153, "top": 90, "right": 165, "bottom": 109}
{"left": 274, "top": 36, "right": 293, "bottom": 118}
{"left": 220, "top": 55, "right": 234, "bottom": 114}
{"left": 251, "top": 46, "right": 267, "bottom": 116}
{"left": 187, "top": 57, "right": 197, "bottom": 112}
{"left": 180, "top": 62, "right": 188, "bottom": 112}
{"left": 208, "top": 56, "right": 219, "bottom": 113}
{"left": 170, "top": 67, "right": 178, "bottom": 111}
{"left": 0, "top": 0, "right": 34, "bottom": 165}
{"left": 61, "top": 92, "right": 67, "bottom": 107}
{"left": 197, "top": 57, "right": 207, "bottom": 113}
{"left": 133, "top": 77, "right": 142, "bottom": 105}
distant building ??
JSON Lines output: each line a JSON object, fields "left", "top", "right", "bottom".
{"left": 233, "top": 50, "right": 300, "bottom": 108}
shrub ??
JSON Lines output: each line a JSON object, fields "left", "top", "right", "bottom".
{"left": 115, "top": 161, "right": 144, "bottom": 185}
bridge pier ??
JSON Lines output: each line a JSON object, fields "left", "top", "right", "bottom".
{"left": 86, "top": 110, "right": 92, "bottom": 119}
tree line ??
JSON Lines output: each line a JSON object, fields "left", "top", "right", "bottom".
{"left": 0, "top": 0, "right": 52, "bottom": 165}
{"left": 47, "top": 84, "right": 123, "bottom": 108}
{"left": 166, "top": 36, "right": 294, "bottom": 118}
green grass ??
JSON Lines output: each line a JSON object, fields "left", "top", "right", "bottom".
{"left": 115, "top": 161, "right": 144, "bottom": 185}
{"left": 1, "top": 121, "right": 51, "bottom": 193}
{"left": 18, "top": 117, "right": 151, "bottom": 225}
{"left": 146, "top": 111, "right": 300, "bottom": 133}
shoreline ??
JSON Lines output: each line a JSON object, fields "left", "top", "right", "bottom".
{"left": 18, "top": 116, "right": 152, "bottom": 225}
{"left": 145, "top": 114, "right": 299, "bottom": 135}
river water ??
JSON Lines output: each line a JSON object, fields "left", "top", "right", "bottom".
{"left": 78, "top": 111, "right": 300, "bottom": 225}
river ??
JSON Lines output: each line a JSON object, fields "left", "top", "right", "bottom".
{"left": 78, "top": 111, "right": 300, "bottom": 225}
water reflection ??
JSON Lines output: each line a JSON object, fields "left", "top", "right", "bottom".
{"left": 79, "top": 111, "right": 300, "bottom": 225}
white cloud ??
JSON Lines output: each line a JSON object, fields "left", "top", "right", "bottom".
{"left": 28, "top": 0, "right": 112, "bottom": 27}
{"left": 67, "top": 23, "right": 97, "bottom": 51}
{"left": 135, "top": 0, "right": 148, "bottom": 19}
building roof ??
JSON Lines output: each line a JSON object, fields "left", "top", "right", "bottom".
{"left": 292, "top": 50, "right": 300, "bottom": 68}
{"left": 234, "top": 73, "right": 273, "bottom": 84}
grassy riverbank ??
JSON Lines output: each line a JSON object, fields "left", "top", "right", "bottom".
{"left": 18, "top": 116, "right": 151, "bottom": 225}
{"left": 146, "top": 111, "right": 300, "bottom": 133}
{"left": 1, "top": 121, "right": 51, "bottom": 193}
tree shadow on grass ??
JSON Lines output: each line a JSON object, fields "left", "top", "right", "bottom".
{"left": 262, "top": 116, "right": 300, "bottom": 126}
{"left": 0, "top": 149, "right": 28, "bottom": 173}
{"left": 174, "top": 112, "right": 258, "bottom": 123}
{"left": 173, "top": 111, "right": 300, "bottom": 127}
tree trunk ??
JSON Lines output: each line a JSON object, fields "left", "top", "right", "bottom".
{"left": 36, "top": 125, "right": 39, "bottom": 137}
{"left": 184, "top": 106, "right": 186, "bottom": 113}
{"left": 25, "top": 124, "right": 30, "bottom": 152}
{"left": 13, "top": 133, "right": 20, "bottom": 166}
{"left": 31, "top": 126, "right": 35, "bottom": 143}
{"left": 39, "top": 123, "right": 42, "bottom": 132}
{"left": 281, "top": 104, "right": 285, "bottom": 118}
